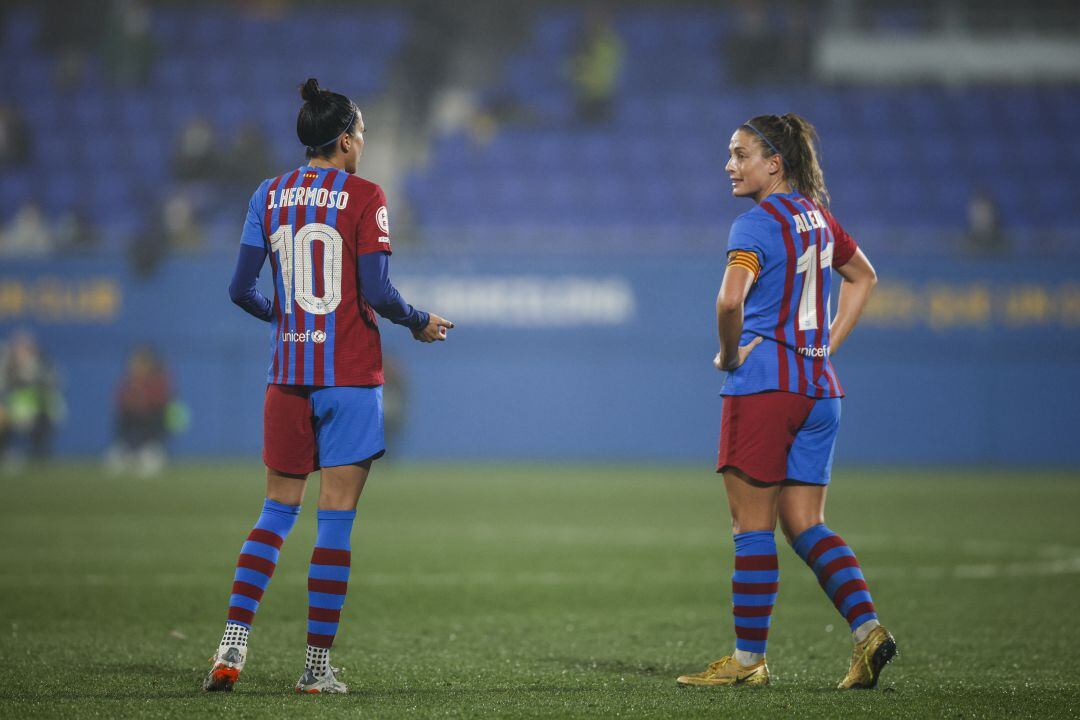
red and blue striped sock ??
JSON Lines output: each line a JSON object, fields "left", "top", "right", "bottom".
{"left": 305, "top": 509, "right": 355, "bottom": 676}
{"left": 220, "top": 498, "right": 301, "bottom": 644}
{"left": 791, "top": 524, "right": 878, "bottom": 636}
{"left": 732, "top": 530, "right": 779, "bottom": 661}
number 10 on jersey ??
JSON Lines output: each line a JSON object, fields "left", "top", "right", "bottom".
{"left": 269, "top": 223, "right": 344, "bottom": 316}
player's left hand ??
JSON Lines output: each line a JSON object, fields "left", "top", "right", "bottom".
{"left": 715, "top": 336, "right": 763, "bottom": 371}
{"left": 412, "top": 313, "right": 455, "bottom": 343}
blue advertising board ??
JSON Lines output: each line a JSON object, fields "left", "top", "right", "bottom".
{"left": 1, "top": 252, "right": 1078, "bottom": 465}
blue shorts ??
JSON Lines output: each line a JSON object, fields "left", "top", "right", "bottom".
{"left": 263, "top": 384, "right": 385, "bottom": 475}
{"left": 786, "top": 397, "right": 841, "bottom": 485}
{"left": 718, "top": 392, "right": 841, "bottom": 485}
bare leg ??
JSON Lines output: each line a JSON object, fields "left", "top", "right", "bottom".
{"left": 722, "top": 467, "right": 781, "bottom": 533}
{"left": 777, "top": 482, "right": 827, "bottom": 543}
{"left": 318, "top": 460, "right": 372, "bottom": 510}
{"left": 266, "top": 466, "right": 308, "bottom": 506}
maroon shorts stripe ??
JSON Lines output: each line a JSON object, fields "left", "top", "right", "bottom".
{"left": 732, "top": 581, "right": 779, "bottom": 595}
{"left": 227, "top": 606, "right": 255, "bottom": 625}
{"left": 308, "top": 607, "right": 342, "bottom": 623}
{"left": 307, "top": 632, "right": 335, "bottom": 649}
{"left": 832, "top": 578, "right": 869, "bottom": 607}
{"left": 231, "top": 580, "right": 265, "bottom": 602}
{"left": 717, "top": 392, "right": 815, "bottom": 484}
{"left": 733, "top": 605, "right": 774, "bottom": 618}
{"left": 818, "top": 555, "right": 860, "bottom": 583}
{"left": 247, "top": 528, "right": 285, "bottom": 549}
{"left": 237, "top": 553, "right": 276, "bottom": 577}
{"left": 311, "top": 548, "right": 352, "bottom": 567}
{"left": 845, "top": 601, "right": 877, "bottom": 624}
{"left": 308, "top": 578, "right": 349, "bottom": 595}
{"left": 734, "top": 554, "right": 779, "bottom": 571}
{"left": 807, "top": 535, "right": 846, "bottom": 565}
{"left": 734, "top": 626, "right": 770, "bottom": 641}
{"left": 263, "top": 384, "right": 319, "bottom": 475}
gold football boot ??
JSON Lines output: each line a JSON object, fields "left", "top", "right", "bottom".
{"left": 838, "top": 625, "right": 897, "bottom": 689}
{"left": 676, "top": 655, "right": 769, "bottom": 687}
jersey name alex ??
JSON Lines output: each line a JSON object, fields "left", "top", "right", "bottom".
{"left": 241, "top": 165, "right": 393, "bottom": 388}
{"left": 721, "top": 191, "right": 858, "bottom": 399}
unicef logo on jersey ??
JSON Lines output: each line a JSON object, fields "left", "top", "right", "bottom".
{"left": 280, "top": 329, "right": 328, "bottom": 344}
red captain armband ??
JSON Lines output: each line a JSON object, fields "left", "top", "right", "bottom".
{"left": 727, "top": 250, "right": 761, "bottom": 280}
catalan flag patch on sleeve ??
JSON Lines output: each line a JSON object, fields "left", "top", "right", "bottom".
{"left": 728, "top": 250, "right": 761, "bottom": 280}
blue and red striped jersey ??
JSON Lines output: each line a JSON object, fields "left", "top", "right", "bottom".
{"left": 720, "top": 191, "right": 858, "bottom": 398}
{"left": 240, "top": 165, "right": 393, "bottom": 387}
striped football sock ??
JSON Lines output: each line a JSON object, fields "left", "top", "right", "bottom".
{"left": 305, "top": 509, "right": 356, "bottom": 676}
{"left": 791, "top": 524, "right": 879, "bottom": 639}
{"left": 220, "top": 498, "right": 301, "bottom": 644}
{"left": 731, "top": 530, "right": 779, "bottom": 663}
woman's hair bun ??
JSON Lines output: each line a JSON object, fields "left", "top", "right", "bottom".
{"left": 297, "top": 78, "right": 357, "bottom": 158}
{"left": 300, "top": 78, "right": 324, "bottom": 103}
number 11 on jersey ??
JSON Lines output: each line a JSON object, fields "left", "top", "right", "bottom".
{"left": 269, "top": 223, "right": 344, "bottom": 316}
{"left": 794, "top": 242, "right": 833, "bottom": 331}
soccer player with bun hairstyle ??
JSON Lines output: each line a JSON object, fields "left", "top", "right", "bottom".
{"left": 675, "top": 114, "right": 894, "bottom": 690}
{"left": 204, "top": 79, "right": 454, "bottom": 694}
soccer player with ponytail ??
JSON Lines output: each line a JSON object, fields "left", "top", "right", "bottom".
{"left": 676, "top": 114, "right": 894, "bottom": 690}
{"left": 203, "top": 79, "right": 454, "bottom": 694}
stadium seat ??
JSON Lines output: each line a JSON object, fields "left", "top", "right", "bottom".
{"left": 2, "top": 5, "right": 1072, "bottom": 257}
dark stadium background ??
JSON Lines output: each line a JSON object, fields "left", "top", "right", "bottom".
{"left": 1, "top": 0, "right": 1077, "bottom": 465}
{"left": 1, "top": 1, "right": 1078, "bottom": 717}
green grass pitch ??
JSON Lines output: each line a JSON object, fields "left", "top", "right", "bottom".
{"left": 1, "top": 462, "right": 1078, "bottom": 718}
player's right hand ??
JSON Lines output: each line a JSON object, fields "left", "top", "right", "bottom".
{"left": 714, "top": 336, "right": 762, "bottom": 371}
{"left": 412, "top": 313, "right": 454, "bottom": 343}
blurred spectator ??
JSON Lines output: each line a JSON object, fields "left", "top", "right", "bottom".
{"left": 173, "top": 116, "right": 219, "bottom": 182}
{"left": 727, "top": 1, "right": 773, "bottom": 84}
{"left": 129, "top": 193, "right": 205, "bottom": 276}
{"left": 105, "top": 345, "right": 180, "bottom": 478}
{"left": 966, "top": 190, "right": 1009, "bottom": 256}
{"left": 129, "top": 228, "right": 165, "bottom": 277}
{"left": 0, "top": 105, "right": 31, "bottom": 168}
{"left": 163, "top": 194, "right": 206, "bottom": 253}
{"left": 0, "top": 202, "right": 54, "bottom": 258}
{"left": 0, "top": 331, "right": 65, "bottom": 472}
{"left": 472, "top": 90, "right": 536, "bottom": 142}
{"left": 783, "top": 2, "right": 815, "bottom": 82}
{"left": 399, "top": 1, "right": 465, "bottom": 130}
{"left": 54, "top": 208, "right": 100, "bottom": 255}
{"left": 40, "top": 0, "right": 105, "bottom": 88}
{"left": 221, "top": 122, "right": 277, "bottom": 191}
{"left": 567, "top": 9, "right": 624, "bottom": 124}
{"left": 726, "top": 0, "right": 812, "bottom": 85}
{"left": 101, "top": 0, "right": 158, "bottom": 88}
